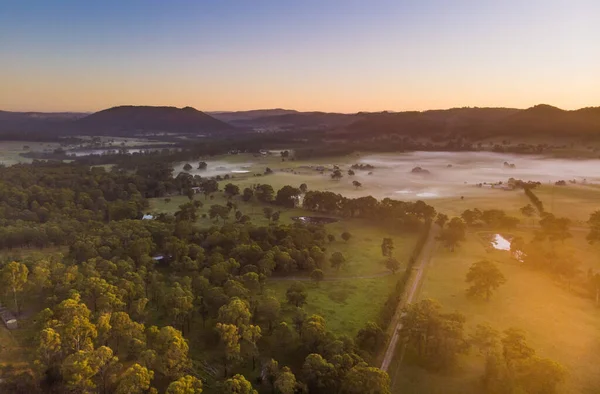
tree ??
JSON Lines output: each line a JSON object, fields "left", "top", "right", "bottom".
{"left": 224, "top": 183, "right": 240, "bottom": 198}
{"left": 242, "top": 188, "right": 254, "bottom": 202}
{"left": 209, "top": 204, "right": 230, "bottom": 223}
{"left": 166, "top": 375, "right": 203, "bottom": 394}
{"left": 286, "top": 282, "right": 308, "bottom": 307}
{"left": 381, "top": 238, "right": 394, "bottom": 258}
{"left": 439, "top": 217, "right": 466, "bottom": 251}
{"left": 216, "top": 323, "right": 241, "bottom": 376}
{"left": 518, "top": 357, "right": 566, "bottom": 394}
{"left": 331, "top": 169, "right": 343, "bottom": 180}
{"left": 275, "top": 185, "right": 301, "bottom": 208}
{"left": 587, "top": 210, "right": 600, "bottom": 244}
{"left": 197, "top": 161, "right": 207, "bottom": 170}
{"left": 352, "top": 180, "right": 362, "bottom": 189}
{"left": 327, "top": 234, "right": 336, "bottom": 243}
{"left": 537, "top": 213, "right": 571, "bottom": 243}
{"left": 469, "top": 323, "right": 499, "bottom": 356}
{"left": 218, "top": 297, "right": 251, "bottom": 327}
{"left": 115, "top": 364, "right": 154, "bottom": 394}
{"left": 299, "top": 183, "right": 308, "bottom": 193}
{"left": 341, "top": 232, "right": 352, "bottom": 242}
{"left": 256, "top": 184, "right": 275, "bottom": 202}
{"left": 36, "top": 327, "right": 62, "bottom": 369}
{"left": 348, "top": 169, "right": 355, "bottom": 176}
{"left": 1, "top": 261, "right": 29, "bottom": 315}
{"left": 61, "top": 350, "right": 101, "bottom": 393}
{"left": 271, "top": 211, "right": 280, "bottom": 222}
{"left": 356, "top": 321, "right": 387, "bottom": 355}
{"left": 54, "top": 293, "right": 98, "bottom": 353}
{"left": 302, "top": 353, "right": 336, "bottom": 394}
{"left": 256, "top": 296, "right": 281, "bottom": 332}
{"left": 501, "top": 328, "right": 535, "bottom": 369}
{"left": 330, "top": 251, "right": 347, "bottom": 271}
{"left": 201, "top": 179, "right": 219, "bottom": 200}
{"left": 274, "top": 366, "right": 297, "bottom": 394}
{"left": 461, "top": 208, "right": 482, "bottom": 226}
{"left": 435, "top": 213, "right": 449, "bottom": 228}
{"left": 385, "top": 257, "right": 400, "bottom": 274}
{"left": 520, "top": 204, "right": 536, "bottom": 220}
{"left": 465, "top": 260, "right": 506, "bottom": 300}
{"left": 223, "top": 374, "right": 257, "bottom": 394}
{"left": 265, "top": 167, "right": 274, "bottom": 175}
{"left": 152, "top": 326, "right": 190, "bottom": 379}
{"left": 183, "top": 163, "right": 193, "bottom": 171}
{"left": 310, "top": 269, "right": 324, "bottom": 286}
{"left": 340, "top": 365, "right": 391, "bottom": 394}
{"left": 400, "top": 299, "right": 468, "bottom": 369}
{"left": 263, "top": 207, "right": 274, "bottom": 221}
{"left": 264, "top": 359, "right": 279, "bottom": 392}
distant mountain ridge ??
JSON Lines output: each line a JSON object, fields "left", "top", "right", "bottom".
{"left": 1, "top": 104, "right": 599, "bottom": 139}
{"left": 339, "top": 105, "right": 600, "bottom": 138}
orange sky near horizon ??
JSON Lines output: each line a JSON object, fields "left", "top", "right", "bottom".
{"left": 1, "top": 0, "right": 598, "bottom": 113}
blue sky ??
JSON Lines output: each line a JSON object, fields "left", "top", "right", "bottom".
{"left": 1, "top": 0, "right": 598, "bottom": 112}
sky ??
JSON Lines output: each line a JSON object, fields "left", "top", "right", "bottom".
{"left": 1, "top": 0, "right": 599, "bottom": 113}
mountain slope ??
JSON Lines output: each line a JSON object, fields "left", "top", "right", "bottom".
{"left": 75, "top": 106, "right": 237, "bottom": 135}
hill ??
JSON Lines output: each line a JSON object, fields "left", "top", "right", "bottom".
{"left": 211, "top": 109, "right": 356, "bottom": 130}
{"left": 75, "top": 106, "right": 236, "bottom": 135}
{"left": 338, "top": 105, "right": 600, "bottom": 139}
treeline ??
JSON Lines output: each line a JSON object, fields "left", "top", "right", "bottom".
{"left": 524, "top": 188, "right": 544, "bottom": 213}
{"left": 303, "top": 191, "right": 436, "bottom": 229}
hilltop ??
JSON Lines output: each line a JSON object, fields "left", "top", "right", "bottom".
{"left": 75, "top": 106, "right": 236, "bottom": 135}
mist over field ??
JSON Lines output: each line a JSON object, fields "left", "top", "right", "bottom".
{"left": 353, "top": 151, "right": 600, "bottom": 199}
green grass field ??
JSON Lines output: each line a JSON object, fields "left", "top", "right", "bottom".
{"left": 393, "top": 231, "right": 600, "bottom": 394}
{"left": 268, "top": 275, "right": 399, "bottom": 337}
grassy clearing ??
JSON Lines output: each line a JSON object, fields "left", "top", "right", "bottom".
{"left": 0, "top": 141, "right": 59, "bottom": 165}
{"left": 267, "top": 275, "right": 399, "bottom": 337}
{"left": 149, "top": 190, "right": 418, "bottom": 278}
{"left": 431, "top": 189, "right": 530, "bottom": 218}
{"left": 534, "top": 184, "right": 600, "bottom": 224}
{"left": 393, "top": 232, "right": 600, "bottom": 394}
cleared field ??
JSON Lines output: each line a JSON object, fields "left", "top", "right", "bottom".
{"left": 394, "top": 232, "right": 600, "bottom": 394}
{"left": 535, "top": 184, "right": 600, "bottom": 224}
{"left": 148, "top": 193, "right": 418, "bottom": 278}
{"left": 0, "top": 141, "right": 59, "bottom": 165}
{"left": 267, "top": 275, "right": 399, "bottom": 337}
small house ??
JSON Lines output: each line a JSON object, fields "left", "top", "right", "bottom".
{"left": 0, "top": 306, "right": 18, "bottom": 330}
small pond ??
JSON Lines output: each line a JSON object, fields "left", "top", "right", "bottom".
{"left": 491, "top": 234, "right": 511, "bottom": 251}
{"left": 292, "top": 216, "right": 339, "bottom": 224}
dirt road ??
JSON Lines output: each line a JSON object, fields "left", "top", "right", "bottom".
{"left": 380, "top": 224, "right": 439, "bottom": 372}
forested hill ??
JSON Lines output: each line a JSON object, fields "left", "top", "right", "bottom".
{"left": 337, "top": 105, "right": 600, "bottom": 139}
{"left": 210, "top": 109, "right": 356, "bottom": 130}
{"left": 75, "top": 106, "right": 237, "bottom": 135}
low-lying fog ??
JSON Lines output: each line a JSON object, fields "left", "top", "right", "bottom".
{"left": 349, "top": 151, "right": 600, "bottom": 199}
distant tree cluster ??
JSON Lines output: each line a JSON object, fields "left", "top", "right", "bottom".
{"left": 303, "top": 191, "right": 436, "bottom": 229}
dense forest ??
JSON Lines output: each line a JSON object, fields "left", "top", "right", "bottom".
{"left": 0, "top": 159, "right": 440, "bottom": 393}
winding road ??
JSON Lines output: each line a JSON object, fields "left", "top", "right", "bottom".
{"left": 380, "top": 223, "right": 439, "bottom": 372}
